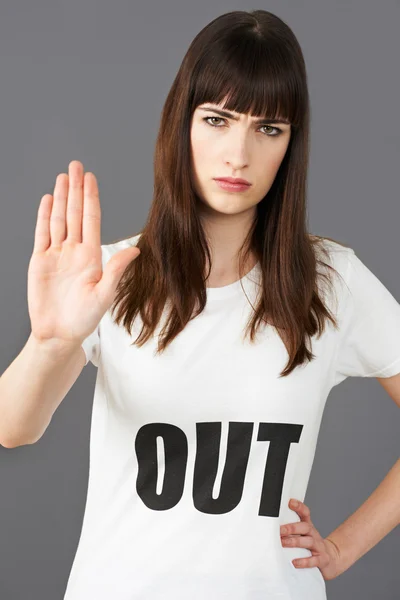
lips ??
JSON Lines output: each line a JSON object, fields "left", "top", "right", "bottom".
{"left": 215, "top": 177, "right": 251, "bottom": 185}
{"left": 214, "top": 179, "right": 251, "bottom": 192}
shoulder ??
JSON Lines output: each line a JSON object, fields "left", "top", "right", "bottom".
{"left": 310, "top": 234, "right": 354, "bottom": 279}
{"left": 309, "top": 234, "right": 353, "bottom": 255}
{"left": 309, "top": 235, "right": 357, "bottom": 315}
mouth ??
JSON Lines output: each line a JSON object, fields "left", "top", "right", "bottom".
{"left": 213, "top": 178, "right": 252, "bottom": 192}
{"left": 214, "top": 177, "right": 251, "bottom": 186}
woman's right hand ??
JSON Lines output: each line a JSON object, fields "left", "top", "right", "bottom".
{"left": 27, "top": 160, "right": 141, "bottom": 350}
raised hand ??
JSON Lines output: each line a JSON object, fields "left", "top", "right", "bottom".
{"left": 27, "top": 160, "right": 140, "bottom": 350}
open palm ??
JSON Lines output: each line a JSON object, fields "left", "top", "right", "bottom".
{"left": 27, "top": 161, "right": 140, "bottom": 348}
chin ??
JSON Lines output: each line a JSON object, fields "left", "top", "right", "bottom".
{"left": 199, "top": 198, "right": 247, "bottom": 215}
{"left": 202, "top": 193, "right": 257, "bottom": 215}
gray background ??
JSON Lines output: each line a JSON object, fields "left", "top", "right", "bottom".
{"left": 0, "top": 1, "right": 399, "bottom": 598}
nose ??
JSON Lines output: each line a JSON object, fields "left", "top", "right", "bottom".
{"left": 223, "top": 130, "right": 250, "bottom": 171}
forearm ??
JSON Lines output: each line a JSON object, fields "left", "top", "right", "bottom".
{"left": 326, "top": 457, "right": 400, "bottom": 576}
{"left": 0, "top": 332, "right": 85, "bottom": 447}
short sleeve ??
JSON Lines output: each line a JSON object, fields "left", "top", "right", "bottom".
{"left": 81, "top": 325, "right": 101, "bottom": 367}
{"left": 332, "top": 248, "right": 400, "bottom": 385}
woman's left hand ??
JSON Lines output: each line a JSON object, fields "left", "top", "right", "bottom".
{"left": 280, "top": 498, "right": 343, "bottom": 581}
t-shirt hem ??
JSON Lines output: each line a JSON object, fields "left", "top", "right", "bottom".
{"left": 364, "top": 355, "right": 400, "bottom": 378}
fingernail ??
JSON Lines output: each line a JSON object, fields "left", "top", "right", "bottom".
{"left": 291, "top": 499, "right": 299, "bottom": 507}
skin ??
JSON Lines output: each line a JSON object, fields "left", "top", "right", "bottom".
{"left": 189, "top": 99, "right": 292, "bottom": 287}
{"left": 282, "top": 498, "right": 342, "bottom": 580}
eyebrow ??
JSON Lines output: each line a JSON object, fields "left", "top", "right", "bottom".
{"left": 198, "top": 106, "right": 290, "bottom": 125}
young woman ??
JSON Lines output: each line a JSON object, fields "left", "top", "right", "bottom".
{"left": 6, "top": 8, "right": 400, "bottom": 600}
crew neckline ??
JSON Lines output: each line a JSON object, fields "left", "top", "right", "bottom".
{"left": 206, "top": 261, "right": 261, "bottom": 300}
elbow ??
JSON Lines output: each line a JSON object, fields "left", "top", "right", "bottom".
{"left": 1, "top": 434, "right": 39, "bottom": 448}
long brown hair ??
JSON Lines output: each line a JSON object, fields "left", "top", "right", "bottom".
{"left": 110, "top": 9, "right": 348, "bottom": 377}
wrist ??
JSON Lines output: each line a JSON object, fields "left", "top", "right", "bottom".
{"left": 28, "top": 331, "right": 81, "bottom": 359}
{"left": 325, "top": 535, "right": 353, "bottom": 577}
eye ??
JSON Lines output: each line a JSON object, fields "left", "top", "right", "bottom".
{"left": 203, "top": 117, "right": 283, "bottom": 137}
{"left": 260, "top": 125, "right": 283, "bottom": 137}
{"left": 203, "top": 116, "right": 226, "bottom": 128}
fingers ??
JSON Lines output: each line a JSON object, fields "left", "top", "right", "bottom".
{"left": 50, "top": 173, "right": 68, "bottom": 248}
{"left": 289, "top": 498, "right": 312, "bottom": 524}
{"left": 281, "top": 534, "right": 314, "bottom": 549}
{"left": 280, "top": 499, "right": 315, "bottom": 538}
{"left": 280, "top": 499, "right": 324, "bottom": 570}
{"left": 293, "top": 555, "right": 320, "bottom": 569}
{"left": 33, "top": 193, "right": 53, "bottom": 254}
{"left": 65, "top": 160, "right": 84, "bottom": 244}
{"left": 280, "top": 520, "right": 311, "bottom": 537}
{"left": 34, "top": 160, "right": 101, "bottom": 253}
{"left": 82, "top": 171, "right": 101, "bottom": 247}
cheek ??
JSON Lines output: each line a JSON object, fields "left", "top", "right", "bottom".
{"left": 191, "top": 133, "right": 213, "bottom": 171}
{"left": 261, "top": 144, "right": 289, "bottom": 177}
{"left": 270, "top": 155, "right": 285, "bottom": 174}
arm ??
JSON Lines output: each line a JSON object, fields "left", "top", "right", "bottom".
{"left": 0, "top": 331, "right": 86, "bottom": 447}
{"left": 326, "top": 457, "right": 400, "bottom": 576}
{"left": 326, "top": 372, "right": 400, "bottom": 576}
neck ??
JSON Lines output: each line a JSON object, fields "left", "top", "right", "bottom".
{"left": 199, "top": 204, "right": 258, "bottom": 288}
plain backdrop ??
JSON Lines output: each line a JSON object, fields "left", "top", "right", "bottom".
{"left": 0, "top": 1, "right": 399, "bottom": 599}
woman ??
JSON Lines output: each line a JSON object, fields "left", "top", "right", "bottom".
{"left": 18, "top": 9, "right": 400, "bottom": 600}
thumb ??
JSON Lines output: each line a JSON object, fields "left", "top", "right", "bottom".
{"left": 96, "top": 246, "right": 141, "bottom": 308}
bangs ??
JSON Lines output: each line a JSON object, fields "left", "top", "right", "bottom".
{"left": 190, "top": 31, "right": 304, "bottom": 128}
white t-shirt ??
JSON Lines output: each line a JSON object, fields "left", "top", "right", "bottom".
{"left": 63, "top": 234, "right": 400, "bottom": 600}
